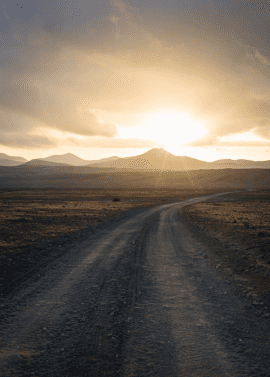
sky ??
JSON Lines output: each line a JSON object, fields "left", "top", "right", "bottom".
{"left": 1, "top": 0, "right": 270, "bottom": 162}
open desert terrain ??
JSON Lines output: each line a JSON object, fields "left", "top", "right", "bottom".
{"left": 0, "top": 188, "right": 223, "bottom": 257}
{"left": 182, "top": 190, "right": 270, "bottom": 313}
{"left": 2, "top": 0, "right": 270, "bottom": 374}
{"left": 0, "top": 188, "right": 222, "bottom": 295}
{"left": 1, "top": 188, "right": 270, "bottom": 376}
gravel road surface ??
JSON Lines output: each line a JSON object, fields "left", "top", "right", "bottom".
{"left": 1, "top": 193, "right": 270, "bottom": 376}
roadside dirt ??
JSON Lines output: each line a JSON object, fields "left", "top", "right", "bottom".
{"left": 182, "top": 190, "right": 270, "bottom": 317}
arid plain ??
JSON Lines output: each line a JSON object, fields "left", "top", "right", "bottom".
{"left": 182, "top": 190, "right": 270, "bottom": 317}
{"left": 0, "top": 188, "right": 223, "bottom": 256}
{"left": 1, "top": 187, "right": 269, "bottom": 302}
{"left": 1, "top": 187, "right": 270, "bottom": 376}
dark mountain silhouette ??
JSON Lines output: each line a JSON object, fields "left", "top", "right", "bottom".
{"left": 0, "top": 159, "right": 27, "bottom": 167}
{"left": 0, "top": 153, "right": 28, "bottom": 166}
{"left": 41, "top": 153, "right": 91, "bottom": 166}
{"left": 1, "top": 147, "right": 270, "bottom": 189}
{"left": 87, "top": 156, "right": 120, "bottom": 164}
{"left": 136, "top": 148, "right": 209, "bottom": 170}
{"left": 89, "top": 148, "right": 211, "bottom": 170}
{"left": 21, "top": 159, "right": 70, "bottom": 167}
{"left": 41, "top": 153, "right": 120, "bottom": 166}
{"left": 209, "top": 159, "right": 270, "bottom": 169}
{"left": 0, "top": 153, "right": 27, "bottom": 162}
{"left": 2, "top": 148, "right": 270, "bottom": 170}
{"left": 88, "top": 148, "right": 270, "bottom": 170}
{"left": 41, "top": 153, "right": 88, "bottom": 166}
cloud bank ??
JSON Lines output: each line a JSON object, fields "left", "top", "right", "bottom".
{"left": 0, "top": 0, "right": 270, "bottom": 150}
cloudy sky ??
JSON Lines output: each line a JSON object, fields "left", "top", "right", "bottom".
{"left": 1, "top": 0, "right": 270, "bottom": 161}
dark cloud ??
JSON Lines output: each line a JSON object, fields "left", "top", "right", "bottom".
{"left": 0, "top": 1, "right": 118, "bottom": 138}
{"left": 66, "top": 136, "right": 159, "bottom": 148}
{"left": 1, "top": 0, "right": 270, "bottom": 150}
{"left": 0, "top": 132, "right": 56, "bottom": 149}
{"left": 0, "top": 109, "right": 57, "bottom": 148}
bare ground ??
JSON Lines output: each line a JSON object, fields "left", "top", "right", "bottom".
{"left": 182, "top": 190, "right": 270, "bottom": 312}
{"left": 0, "top": 188, "right": 224, "bottom": 256}
{"left": 0, "top": 188, "right": 222, "bottom": 296}
{"left": 0, "top": 190, "right": 270, "bottom": 376}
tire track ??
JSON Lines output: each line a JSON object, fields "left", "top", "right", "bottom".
{"left": 1, "top": 193, "right": 236, "bottom": 376}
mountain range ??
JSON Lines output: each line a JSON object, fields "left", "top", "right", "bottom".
{"left": 0, "top": 153, "right": 28, "bottom": 166}
{"left": 41, "top": 153, "right": 120, "bottom": 166}
{"left": 1, "top": 148, "right": 270, "bottom": 170}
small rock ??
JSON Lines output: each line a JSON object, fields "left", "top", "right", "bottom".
{"left": 258, "top": 232, "right": 265, "bottom": 237}
{"left": 13, "top": 217, "right": 28, "bottom": 223}
{"left": 264, "top": 313, "right": 270, "bottom": 318}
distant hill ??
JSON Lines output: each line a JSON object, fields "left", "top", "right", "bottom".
{"left": 209, "top": 159, "right": 270, "bottom": 169}
{"left": 0, "top": 153, "right": 27, "bottom": 162}
{"left": 2, "top": 148, "right": 270, "bottom": 170}
{"left": 41, "top": 153, "right": 92, "bottom": 166}
{"left": 87, "top": 156, "right": 120, "bottom": 165}
{"left": 0, "top": 159, "right": 27, "bottom": 167}
{"left": 89, "top": 148, "right": 270, "bottom": 171}
{"left": 21, "top": 159, "right": 70, "bottom": 167}
{"left": 0, "top": 153, "right": 27, "bottom": 166}
{"left": 90, "top": 148, "right": 209, "bottom": 170}
{"left": 42, "top": 153, "right": 120, "bottom": 166}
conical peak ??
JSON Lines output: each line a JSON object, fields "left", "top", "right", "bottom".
{"left": 144, "top": 148, "right": 175, "bottom": 157}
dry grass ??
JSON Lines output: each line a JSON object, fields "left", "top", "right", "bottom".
{"left": 0, "top": 188, "right": 221, "bottom": 257}
{"left": 182, "top": 190, "right": 270, "bottom": 299}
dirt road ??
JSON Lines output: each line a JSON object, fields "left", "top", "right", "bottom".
{"left": 1, "top": 193, "right": 269, "bottom": 376}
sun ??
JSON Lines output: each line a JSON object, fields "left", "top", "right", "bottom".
{"left": 119, "top": 111, "right": 207, "bottom": 145}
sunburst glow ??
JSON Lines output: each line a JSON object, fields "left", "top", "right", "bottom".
{"left": 119, "top": 112, "right": 207, "bottom": 146}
